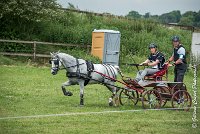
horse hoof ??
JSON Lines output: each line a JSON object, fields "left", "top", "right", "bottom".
{"left": 109, "top": 101, "right": 113, "bottom": 106}
{"left": 64, "top": 92, "right": 73, "bottom": 96}
{"left": 80, "top": 104, "right": 84, "bottom": 107}
{"left": 68, "top": 93, "right": 73, "bottom": 96}
{"left": 108, "top": 98, "right": 113, "bottom": 106}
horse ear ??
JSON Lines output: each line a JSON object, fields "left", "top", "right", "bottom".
{"left": 50, "top": 52, "right": 53, "bottom": 56}
{"left": 57, "top": 50, "right": 60, "bottom": 54}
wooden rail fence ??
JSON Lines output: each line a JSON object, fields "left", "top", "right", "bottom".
{"left": 0, "top": 39, "right": 91, "bottom": 61}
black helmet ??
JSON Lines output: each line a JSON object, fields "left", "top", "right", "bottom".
{"left": 149, "top": 43, "right": 157, "bottom": 49}
{"left": 172, "top": 36, "right": 180, "bottom": 42}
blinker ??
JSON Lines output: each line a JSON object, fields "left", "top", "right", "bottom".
{"left": 54, "top": 59, "right": 59, "bottom": 65}
{"left": 49, "top": 59, "right": 59, "bottom": 65}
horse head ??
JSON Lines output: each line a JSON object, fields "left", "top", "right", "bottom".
{"left": 49, "top": 52, "right": 62, "bottom": 75}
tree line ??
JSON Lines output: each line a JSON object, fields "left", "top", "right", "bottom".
{"left": 126, "top": 10, "right": 200, "bottom": 27}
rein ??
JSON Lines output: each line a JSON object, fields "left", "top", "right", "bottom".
{"left": 65, "top": 62, "right": 85, "bottom": 69}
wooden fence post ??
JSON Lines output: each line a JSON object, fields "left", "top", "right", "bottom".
{"left": 33, "top": 41, "right": 36, "bottom": 61}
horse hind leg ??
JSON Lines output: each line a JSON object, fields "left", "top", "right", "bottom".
{"left": 106, "top": 84, "right": 119, "bottom": 106}
{"left": 61, "top": 81, "right": 73, "bottom": 96}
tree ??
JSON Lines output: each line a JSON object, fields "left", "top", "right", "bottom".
{"left": 67, "top": 2, "right": 79, "bottom": 10}
{"left": 0, "top": 0, "right": 61, "bottom": 39}
{"left": 0, "top": 0, "right": 60, "bottom": 21}
{"left": 144, "top": 12, "right": 151, "bottom": 19}
{"left": 126, "top": 11, "right": 142, "bottom": 19}
{"left": 159, "top": 10, "right": 181, "bottom": 23}
{"left": 182, "top": 11, "right": 196, "bottom": 18}
{"left": 179, "top": 11, "right": 195, "bottom": 26}
{"left": 179, "top": 17, "right": 194, "bottom": 26}
{"left": 194, "top": 10, "right": 200, "bottom": 22}
{"left": 194, "top": 10, "right": 200, "bottom": 27}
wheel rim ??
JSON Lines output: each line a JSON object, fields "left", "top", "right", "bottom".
{"left": 171, "top": 90, "right": 192, "bottom": 111}
{"left": 142, "top": 89, "right": 162, "bottom": 109}
{"left": 119, "top": 88, "right": 139, "bottom": 106}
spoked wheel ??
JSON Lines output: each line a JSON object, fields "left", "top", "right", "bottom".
{"left": 156, "top": 87, "right": 169, "bottom": 107}
{"left": 171, "top": 90, "right": 192, "bottom": 111}
{"left": 119, "top": 88, "right": 139, "bottom": 106}
{"left": 142, "top": 89, "right": 162, "bottom": 109}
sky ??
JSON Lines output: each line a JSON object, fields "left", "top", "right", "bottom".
{"left": 57, "top": 0, "right": 200, "bottom": 16}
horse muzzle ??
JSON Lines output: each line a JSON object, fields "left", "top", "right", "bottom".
{"left": 51, "top": 68, "right": 58, "bottom": 75}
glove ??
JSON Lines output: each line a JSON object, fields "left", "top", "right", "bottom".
{"left": 141, "top": 62, "right": 148, "bottom": 66}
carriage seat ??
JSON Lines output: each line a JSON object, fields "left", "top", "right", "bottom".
{"left": 144, "top": 64, "right": 168, "bottom": 81}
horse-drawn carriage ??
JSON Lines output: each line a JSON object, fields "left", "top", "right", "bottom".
{"left": 50, "top": 52, "right": 192, "bottom": 111}
{"left": 119, "top": 64, "right": 192, "bottom": 111}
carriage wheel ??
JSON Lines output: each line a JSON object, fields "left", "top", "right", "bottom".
{"left": 119, "top": 88, "right": 139, "bottom": 106}
{"left": 142, "top": 89, "right": 162, "bottom": 109}
{"left": 171, "top": 90, "right": 192, "bottom": 111}
{"left": 156, "top": 87, "right": 169, "bottom": 107}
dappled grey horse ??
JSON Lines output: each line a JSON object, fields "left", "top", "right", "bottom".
{"left": 49, "top": 52, "right": 119, "bottom": 106}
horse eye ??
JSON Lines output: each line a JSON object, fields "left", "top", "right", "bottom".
{"left": 49, "top": 60, "right": 52, "bottom": 64}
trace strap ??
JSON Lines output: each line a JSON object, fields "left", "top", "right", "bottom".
{"left": 66, "top": 60, "right": 94, "bottom": 86}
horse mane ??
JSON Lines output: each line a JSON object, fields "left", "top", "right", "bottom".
{"left": 58, "top": 53, "right": 75, "bottom": 60}
{"left": 56, "top": 52, "right": 78, "bottom": 66}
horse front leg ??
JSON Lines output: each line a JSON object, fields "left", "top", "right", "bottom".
{"left": 78, "top": 80, "right": 85, "bottom": 106}
{"left": 61, "top": 81, "right": 73, "bottom": 96}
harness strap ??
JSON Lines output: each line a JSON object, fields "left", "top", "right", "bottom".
{"left": 84, "top": 61, "right": 94, "bottom": 86}
{"left": 102, "top": 64, "right": 110, "bottom": 77}
{"left": 108, "top": 65, "right": 116, "bottom": 79}
{"left": 102, "top": 64, "right": 116, "bottom": 81}
{"left": 66, "top": 60, "right": 94, "bottom": 86}
{"left": 66, "top": 72, "right": 78, "bottom": 77}
{"left": 76, "top": 58, "right": 81, "bottom": 78}
{"left": 66, "top": 63, "right": 85, "bottom": 69}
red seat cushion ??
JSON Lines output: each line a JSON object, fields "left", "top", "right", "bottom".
{"left": 147, "top": 64, "right": 168, "bottom": 78}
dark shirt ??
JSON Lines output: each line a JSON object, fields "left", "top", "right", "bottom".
{"left": 148, "top": 51, "right": 165, "bottom": 69}
{"left": 173, "top": 45, "right": 187, "bottom": 64}
{"left": 173, "top": 45, "right": 187, "bottom": 69}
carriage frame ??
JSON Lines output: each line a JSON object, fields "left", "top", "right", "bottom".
{"left": 94, "top": 63, "right": 192, "bottom": 111}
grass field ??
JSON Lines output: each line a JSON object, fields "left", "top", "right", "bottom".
{"left": 0, "top": 65, "right": 199, "bottom": 134}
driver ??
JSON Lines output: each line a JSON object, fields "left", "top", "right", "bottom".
{"left": 134, "top": 43, "right": 165, "bottom": 85}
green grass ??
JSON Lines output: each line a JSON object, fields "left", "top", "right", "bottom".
{"left": 0, "top": 65, "right": 199, "bottom": 134}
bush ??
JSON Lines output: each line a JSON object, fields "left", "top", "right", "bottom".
{"left": 0, "top": 9, "right": 192, "bottom": 65}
